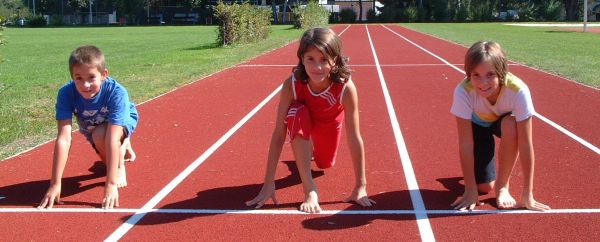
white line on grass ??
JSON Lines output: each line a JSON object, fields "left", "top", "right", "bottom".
{"left": 104, "top": 85, "right": 283, "bottom": 242}
{"left": 381, "top": 25, "right": 600, "bottom": 156}
{"left": 365, "top": 25, "right": 436, "bottom": 242}
{"left": 3, "top": 207, "right": 600, "bottom": 214}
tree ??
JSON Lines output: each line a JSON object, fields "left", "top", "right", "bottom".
{"left": 0, "top": 0, "right": 30, "bottom": 20}
{"left": 563, "top": 0, "right": 580, "bottom": 20}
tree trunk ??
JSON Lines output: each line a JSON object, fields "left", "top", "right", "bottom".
{"left": 563, "top": 0, "right": 579, "bottom": 21}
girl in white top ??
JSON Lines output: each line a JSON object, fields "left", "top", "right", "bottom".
{"left": 450, "top": 41, "right": 550, "bottom": 211}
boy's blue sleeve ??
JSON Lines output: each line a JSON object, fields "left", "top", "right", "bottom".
{"left": 56, "top": 84, "right": 74, "bottom": 120}
{"left": 107, "top": 85, "right": 131, "bottom": 127}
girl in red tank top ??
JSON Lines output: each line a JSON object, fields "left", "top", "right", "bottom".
{"left": 246, "top": 27, "right": 375, "bottom": 213}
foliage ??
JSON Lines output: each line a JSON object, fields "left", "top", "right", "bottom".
{"left": 405, "top": 6, "right": 419, "bottom": 22}
{"left": 366, "top": 8, "right": 377, "bottom": 23}
{"left": 214, "top": 1, "right": 272, "bottom": 46}
{"left": 339, "top": 8, "right": 357, "bottom": 23}
{"left": 0, "top": 0, "right": 30, "bottom": 22}
{"left": 455, "top": 1, "right": 469, "bottom": 22}
{"left": 515, "top": 2, "right": 538, "bottom": 22}
{"left": 543, "top": 0, "right": 563, "bottom": 21}
{"left": 26, "top": 15, "right": 47, "bottom": 27}
{"left": 469, "top": 0, "right": 494, "bottom": 22}
{"left": 291, "top": 1, "right": 329, "bottom": 29}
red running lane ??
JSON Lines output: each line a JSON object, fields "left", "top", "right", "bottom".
{"left": 121, "top": 25, "right": 421, "bottom": 241}
{"left": 367, "top": 24, "right": 600, "bottom": 240}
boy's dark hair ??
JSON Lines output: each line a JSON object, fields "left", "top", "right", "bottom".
{"left": 465, "top": 41, "right": 508, "bottom": 85}
{"left": 294, "top": 27, "right": 351, "bottom": 84}
{"left": 69, "top": 45, "right": 106, "bottom": 74}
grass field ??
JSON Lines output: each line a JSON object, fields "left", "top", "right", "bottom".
{"left": 402, "top": 23, "right": 600, "bottom": 88}
{"left": 0, "top": 25, "right": 304, "bottom": 160}
{"left": 1, "top": 23, "right": 598, "bottom": 160}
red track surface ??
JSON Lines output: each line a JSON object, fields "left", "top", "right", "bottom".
{"left": 1, "top": 24, "right": 599, "bottom": 241}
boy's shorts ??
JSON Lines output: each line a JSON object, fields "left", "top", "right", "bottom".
{"left": 471, "top": 114, "right": 511, "bottom": 184}
{"left": 286, "top": 102, "right": 342, "bottom": 169}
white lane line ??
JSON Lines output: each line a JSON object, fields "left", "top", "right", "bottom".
{"left": 3, "top": 207, "right": 599, "bottom": 214}
{"left": 381, "top": 25, "right": 600, "bottom": 156}
{"left": 104, "top": 23, "right": 353, "bottom": 242}
{"left": 365, "top": 25, "right": 436, "bottom": 242}
{"left": 237, "top": 64, "right": 522, "bottom": 68}
{"left": 104, "top": 85, "right": 283, "bottom": 242}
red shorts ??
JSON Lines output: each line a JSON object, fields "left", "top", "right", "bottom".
{"left": 286, "top": 102, "right": 342, "bottom": 169}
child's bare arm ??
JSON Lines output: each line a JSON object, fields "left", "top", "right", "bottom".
{"left": 246, "top": 78, "right": 293, "bottom": 208}
{"left": 516, "top": 117, "right": 550, "bottom": 211}
{"left": 452, "top": 117, "right": 480, "bottom": 210}
{"left": 102, "top": 123, "right": 125, "bottom": 209}
{"left": 341, "top": 81, "right": 374, "bottom": 207}
{"left": 38, "top": 119, "right": 72, "bottom": 209}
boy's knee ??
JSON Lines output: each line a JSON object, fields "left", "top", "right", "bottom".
{"left": 91, "top": 124, "right": 108, "bottom": 145}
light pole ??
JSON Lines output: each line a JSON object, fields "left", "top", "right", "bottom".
{"left": 33, "top": 0, "right": 36, "bottom": 15}
{"left": 89, "top": 0, "right": 93, "bottom": 24}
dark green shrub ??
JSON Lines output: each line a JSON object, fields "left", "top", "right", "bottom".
{"left": 543, "top": 0, "right": 563, "bottom": 21}
{"left": 470, "top": 0, "right": 493, "bottom": 22}
{"left": 292, "top": 1, "right": 329, "bottom": 29}
{"left": 366, "top": 8, "right": 377, "bottom": 23}
{"left": 455, "top": 3, "right": 469, "bottom": 22}
{"left": 50, "top": 14, "right": 65, "bottom": 26}
{"left": 214, "top": 1, "right": 272, "bottom": 46}
{"left": 406, "top": 6, "right": 418, "bottom": 22}
{"left": 339, "top": 8, "right": 357, "bottom": 23}
{"left": 516, "top": 3, "right": 538, "bottom": 22}
{"left": 27, "top": 15, "right": 47, "bottom": 27}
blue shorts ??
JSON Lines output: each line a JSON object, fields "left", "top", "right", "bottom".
{"left": 471, "top": 116, "right": 507, "bottom": 184}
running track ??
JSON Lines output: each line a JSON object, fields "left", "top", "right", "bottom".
{"left": 1, "top": 24, "right": 599, "bottom": 241}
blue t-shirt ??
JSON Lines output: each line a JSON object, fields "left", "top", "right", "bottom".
{"left": 56, "top": 76, "right": 139, "bottom": 142}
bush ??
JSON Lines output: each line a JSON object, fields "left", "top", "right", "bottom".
{"left": 26, "top": 15, "right": 47, "bottom": 27}
{"left": 50, "top": 14, "right": 65, "bottom": 26}
{"left": 405, "top": 6, "right": 419, "bottom": 22}
{"left": 366, "top": 8, "right": 377, "bottom": 23}
{"left": 292, "top": 1, "right": 329, "bottom": 29}
{"left": 516, "top": 3, "right": 538, "bottom": 22}
{"left": 339, "top": 8, "right": 357, "bottom": 23}
{"left": 214, "top": 1, "right": 272, "bottom": 46}
{"left": 455, "top": 3, "right": 469, "bottom": 22}
{"left": 470, "top": 0, "right": 493, "bottom": 22}
{"left": 543, "top": 0, "right": 563, "bottom": 21}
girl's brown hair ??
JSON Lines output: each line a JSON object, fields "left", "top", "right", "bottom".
{"left": 464, "top": 41, "right": 508, "bottom": 85}
{"left": 293, "top": 27, "right": 351, "bottom": 84}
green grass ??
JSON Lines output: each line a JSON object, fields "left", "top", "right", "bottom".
{"left": 401, "top": 23, "right": 600, "bottom": 88}
{"left": 0, "top": 25, "right": 305, "bottom": 160}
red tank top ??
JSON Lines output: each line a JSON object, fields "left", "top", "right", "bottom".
{"left": 292, "top": 75, "right": 346, "bottom": 124}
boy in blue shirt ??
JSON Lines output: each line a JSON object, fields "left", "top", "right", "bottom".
{"left": 38, "top": 45, "right": 138, "bottom": 209}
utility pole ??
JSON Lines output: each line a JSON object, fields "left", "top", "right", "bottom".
{"left": 33, "top": 0, "right": 36, "bottom": 15}
{"left": 89, "top": 0, "right": 93, "bottom": 24}
{"left": 584, "top": 0, "right": 588, "bottom": 32}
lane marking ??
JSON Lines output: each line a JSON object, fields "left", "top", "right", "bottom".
{"left": 238, "top": 64, "right": 524, "bottom": 68}
{"left": 104, "top": 24, "right": 352, "bottom": 242}
{"left": 381, "top": 25, "right": 600, "bottom": 156}
{"left": 2, "top": 207, "right": 599, "bottom": 214}
{"left": 365, "top": 25, "right": 436, "bottom": 242}
{"left": 104, "top": 85, "right": 283, "bottom": 241}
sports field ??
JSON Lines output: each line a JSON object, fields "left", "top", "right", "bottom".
{"left": 0, "top": 24, "right": 599, "bottom": 241}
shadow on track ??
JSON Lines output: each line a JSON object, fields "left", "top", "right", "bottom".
{"left": 0, "top": 161, "right": 106, "bottom": 207}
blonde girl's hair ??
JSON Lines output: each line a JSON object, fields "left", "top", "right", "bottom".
{"left": 69, "top": 45, "right": 106, "bottom": 74}
{"left": 293, "top": 27, "right": 351, "bottom": 84}
{"left": 464, "top": 41, "right": 508, "bottom": 85}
